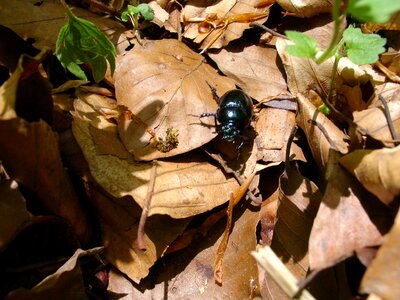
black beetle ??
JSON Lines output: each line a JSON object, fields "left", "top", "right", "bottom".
{"left": 200, "top": 89, "right": 253, "bottom": 145}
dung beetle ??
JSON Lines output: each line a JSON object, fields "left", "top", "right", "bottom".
{"left": 200, "top": 89, "right": 253, "bottom": 146}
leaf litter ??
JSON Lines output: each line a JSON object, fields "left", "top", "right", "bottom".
{"left": 0, "top": 0, "right": 400, "bottom": 298}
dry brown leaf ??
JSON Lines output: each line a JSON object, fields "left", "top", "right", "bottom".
{"left": 255, "top": 108, "right": 305, "bottom": 163}
{"left": 339, "top": 146, "right": 400, "bottom": 206}
{"left": 89, "top": 189, "right": 189, "bottom": 283}
{"left": 108, "top": 200, "right": 260, "bottom": 298}
{"left": 276, "top": 0, "right": 333, "bottom": 18}
{"left": 360, "top": 209, "right": 400, "bottom": 300}
{"left": 0, "top": 0, "right": 127, "bottom": 53}
{"left": 208, "top": 44, "right": 288, "bottom": 101}
{"left": 352, "top": 87, "right": 400, "bottom": 147}
{"left": 296, "top": 93, "right": 349, "bottom": 172}
{"left": 72, "top": 97, "right": 240, "bottom": 218}
{"left": 309, "top": 163, "right": 392, "bottom": 270}
{"left": 276, "top": 38, "right": 337, "bottom": 97}
{"left": 114, "top": 39, "right": 236, "bottom": 160}
{"left": 0, "top": 179, "right": 31, "bottom": 251}
{"left": 5, "top": 248, "right": 102, "bottom": 300}
{"left": 183, "top": 0, "right": 270, "bottom": 51}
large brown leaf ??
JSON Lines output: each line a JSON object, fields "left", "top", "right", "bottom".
{"left": 208, "top": 44, "right": 288, "bottom": 101}
{"left": 72, "top": 94, "right": 240, "bottom": 218}
{"left": 360, "top": 209, "right": 400, "bottom": 300}
{"left": 276, "top": 0, "right": 332, "bottom": 18}
{"left": 309, "top": 163, "right": 392, "bottom": 270}
{"left": 114, "top": 39, "right": 236, "bottom": 160}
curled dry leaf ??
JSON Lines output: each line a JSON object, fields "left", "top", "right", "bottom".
{"left": 182, "top": 0, "right": 270, "bottom": 51}
{"left": 207, "top": 44, "right": 288, "bottom": 101}
{"left": 352, "top": 88, "right": 400, "bottom": 147}
{"left": 276, "top": 0, "right": 332, "bottom": 18}
{"left": 0, "top": 180, "right": 31, "bottom": 251}
{"left": 339, "top": 146, "right": 400, "bottom": 206}
{"left": 114, "top": 39, "right": 236, "bottom": 161}
{"left": 309, "top": 163, "right": 392, "bottom": 270}
{"left": 72, "top": 96, "right": 240, "bottom": 219}
{"left": 296, "top": 93, "right": 349, "bottom": 172}
{"left": 276, "top": 38, "right": 338, "bottom": 97}
{"left": 360, "top": 209, "right": 400, "bottom": 300}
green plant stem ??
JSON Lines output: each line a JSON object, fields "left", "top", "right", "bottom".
{"left": 315, "top": 0, "right": 343, "bottom": 64}
{"left": 326, "top": 52, "right": 341, "bottom": 105}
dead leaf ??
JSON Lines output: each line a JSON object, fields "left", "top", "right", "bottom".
{"left": 255, "top": 108, "right": 305, "bottom": 163}
{"left": 339, "top": 146, "right": 400, "bottom": 206}
{"left": 309, "top": 163, "right": 392, "bottom": 270}
{"left": 108, "top": 199, "right": 260, "bottom": 298}
{"left": 5, "top": 247, "right": 102, "bottom": 300}
{"left": 362, "top": 12, "right": 400, "bottom": 32}
{"left": 183, "top": 0, "right": 270, "bottom": 51}
{"left": 276, "top": 0, "right": 332, "bottom": 18}
{"left": 89, "top": 189, "right": 189, "bottom": 283}
{"left": 207, "top": 43, "right": 288, "bottom": 101}
{"left": 114, "top": 39, "right": 236, "bottom": 160}
{"left": 0, "top": 179, "right": 31, "bottom": 251}
{"left": 296, "top": 93, "right": 349, "bottom": 172}
{"left": 72, "top": 96, "right": 240, "bottom": 218}
{"left": 276, "top": 38, "right": 338, "bottom": 97}
{"left": 0, "top": 117, "right": 92, "bottom": 243}
{"left": 360, "top": 208, "right": 400, "bottom": 300}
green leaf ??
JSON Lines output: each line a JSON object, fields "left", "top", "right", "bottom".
{"left": 56, "top": 6, "right": 116, "bottom": 82}
{"left": 137, "top": 3, "right": 154, "bottom": 21}
{"left": 347, "top": 0, "right": 400, "bottom": 23}
{"left": 285, "top": 31, "right": 319, "bottom": 59}
{"left": 121, "top": 11, "right": 130, "bottom": 22}
{"left": 127, "top": 4, "right": 139, "bottom": 16}
{"left": 343, "top": 27, "right": 386, "bottom": 65}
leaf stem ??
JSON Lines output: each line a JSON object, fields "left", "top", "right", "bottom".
{"left": 315, "top": 0, "right": 343, "bottom": 64}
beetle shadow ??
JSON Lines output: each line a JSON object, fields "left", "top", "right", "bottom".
{"left": 117, "top": 99, "right": 165, "bottom": 157}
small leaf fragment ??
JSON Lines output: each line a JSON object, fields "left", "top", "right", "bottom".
{"left": 343, "top": 27, "right": 386, "bottom": 65}
{"left": 138, "top": 3, "right": 155, "bottom": 21}
{"left": 285, "top": 31, "right": 319, "bottom": 59}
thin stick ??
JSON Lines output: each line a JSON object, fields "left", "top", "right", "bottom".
{"left": 135, "top": 160, "right": 158, "bottom": 250}
{"left": 249, "top": 22, "right": 288, "bottom": 39}
{"left": 379, "top": 94, "right": 399, "bottom": 145}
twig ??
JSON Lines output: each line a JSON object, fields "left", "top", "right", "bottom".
{"left": 308, "top": 119, "right": 340, "bottom": 151}
{"left": 135, "top": 160, "right": 158, "bottom": 250}
{"left": 379, "top": 94, "right": 399, "bottom": 145}
{"left": 249, "top": 22, "right": 288, "bottom": 39}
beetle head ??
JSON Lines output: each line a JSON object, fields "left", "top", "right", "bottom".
{"left": 220, "top": 122, "right": 240, "bottom": 141}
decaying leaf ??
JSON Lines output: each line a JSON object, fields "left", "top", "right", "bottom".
{"left": 114, "top": 39, "right": 236, "bottom": 160}
{"left": 207, "top": 44, "right": 288, "bottom": 101}
{"left": 309, "top": 163, "right": 392, "bottom": 270}
{"left": 72, "top": 96, "right": 240, "bottom": 218}
{"left": 276, "top": 0, "right": 332, "bottom": 18}
{"left": 183, "top": 0, "right": 270, "bottom": 51}
{"left": 339, "top": 146, "right": 400, "bottom": 206}
{"left": 360, "top": 208, "right": 400, "bottom": 300}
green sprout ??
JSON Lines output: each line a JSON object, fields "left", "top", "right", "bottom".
{"left": 120, "top": 2, "right": 154, "bottom": 44}
{"left": 56, "top": 0, "right": 116, "bottom": 82}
